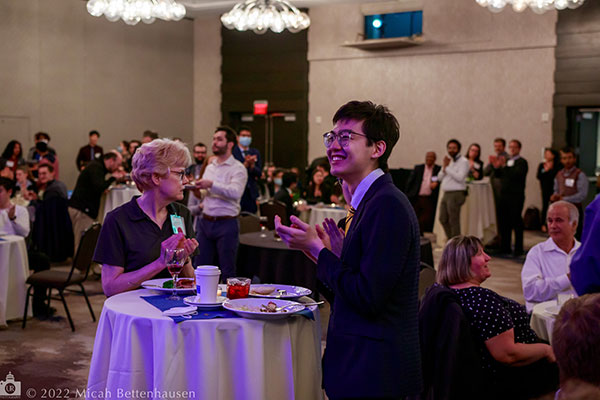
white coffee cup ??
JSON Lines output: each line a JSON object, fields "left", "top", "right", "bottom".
{"left": 194, "top": 265, "right": 221, "bottom": 303}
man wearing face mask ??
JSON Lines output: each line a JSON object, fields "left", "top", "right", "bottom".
{"left": 27, "top": 132, "right": 60, "bottom": 180}
{"left": 232, "top": 126, "right": 262, "bottom": 214}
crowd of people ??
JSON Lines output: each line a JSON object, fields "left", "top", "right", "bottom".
{"left": 1, "top": 100, "right": 600, "bottom": 399}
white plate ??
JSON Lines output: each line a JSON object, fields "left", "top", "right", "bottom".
{"left": 141, "top": 278, "right": 196, "bottom": 294}
{"left": 183, "top": 295, "right": 226, "bottom": 309}
{"left": 248, "top": 284, "right": 312, "bottom": 299}
{"left": 223, "top": 298, "right": 305, "bottom": 320}
{"left": 546, "top": 304, "right": 561, "bottom": 315}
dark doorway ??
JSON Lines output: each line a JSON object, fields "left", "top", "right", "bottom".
{"left": 566, "top": 107, "right": 600, "bottom": 204}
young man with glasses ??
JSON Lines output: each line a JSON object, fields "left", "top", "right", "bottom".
{"left": 191, "top": 126, "right": 248, "bottom": 281}
{"left": 275, "top": 101, "right": 422, "bottom": 400}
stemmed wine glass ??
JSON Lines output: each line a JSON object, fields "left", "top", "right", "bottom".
{"left": 165, "top": 248, "right": 186, "bottom": 300}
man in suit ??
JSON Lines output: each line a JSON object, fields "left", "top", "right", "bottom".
{"left": 232, "top": 126, "right": 262, "bottom": 214}
{"left": 405, "top": 151, "right": 441, "bottom": 234}
{"left": 76, "top": 130, "right": 104, "bottom": 170}
{"left": 275, "top": 100, "right": 422, "bottom": 399}
{"left": 496, "top": 139, "right": 528, "bottom": 256}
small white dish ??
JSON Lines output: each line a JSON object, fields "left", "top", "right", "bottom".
{"left": 248, "top": 284, "right": 312, "bottom": 299}
{"left": 141, "top": 278, "right": 196, "bottom": 294}
{"left": 183, "top": 295, "right": 226, "bottom": 309}
{"left": 162, "top": 306, "right": 197, "bottom": 317}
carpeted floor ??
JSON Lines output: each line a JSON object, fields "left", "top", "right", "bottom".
{"left": 0, "top": 230, "right": 548, "bottom": 398}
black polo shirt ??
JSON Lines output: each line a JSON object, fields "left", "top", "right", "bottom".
{"left": 93, "top": 196, "right": 196, "bottom": 279}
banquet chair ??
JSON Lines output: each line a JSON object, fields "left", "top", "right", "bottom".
{"left": 239, "top": 212, "right": 261, "bottom": 234}
{"left": 259, "top": 200, "right": 287, "bottom": 230}
{"left": 22, "top": 222, "right": 101, "bottom": 332}
{"left": 418, "top": 262, "right": 436, "bottom": 300}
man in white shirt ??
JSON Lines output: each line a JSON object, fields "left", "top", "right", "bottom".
{"left": 0, "top": 177, "right": 30, "bottom": 237}
{"left": 437, "top": 139, "right": 470, "bottom": 240}
{"left": 191, "top": 126, "right": 248, "bottom": 281}
{"left": 521, "top": 201, "right": 580, "bottom": 312}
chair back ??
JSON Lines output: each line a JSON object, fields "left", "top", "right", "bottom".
{"left": 419, "top": 262, "right": 436, "bottom": 300}
{"left": 239, "top": 212, "right": 261, "bottom": 234}
{"left": 69, "top": 222, "right": 101, "bottom": 282}
{"left": 259, "top": 200, "right": 287, "bottom": 230}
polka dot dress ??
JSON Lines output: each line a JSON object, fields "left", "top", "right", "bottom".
{"left": 452, "top": 286, "right": 539, "bottom": 376}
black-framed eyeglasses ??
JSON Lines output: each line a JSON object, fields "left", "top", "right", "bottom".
{"left": 323, "top": 130, "right": 368, "bottom": 148}
{"left": 168, "top": 168, "right": 186, "bottom": 182}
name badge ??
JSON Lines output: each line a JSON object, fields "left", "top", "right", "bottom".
{"left": 170, "top": 215, "right": 186, "bottom": 235}
{"left": 5, "top": 160, "right": 14, "bottom": 168}
{"left": 431, "top": 176, "right": 439, "bottom": 182}
{"left": 507, "top": 159, "right": 515, "bottom": 167}
{"left": 474, "top": 162, "right": 481, "bottom": 170}
{"left": 565, "top": 178, "right": 575, "bottom": 188}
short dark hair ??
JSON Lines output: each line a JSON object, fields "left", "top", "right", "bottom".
{"left": 510, "top": 139, "right": 522, "bottom": 149}
{"left": 238, "top": 126, "right": 252, "bottom": 135}
{"left": 447, "top": 139, "right": 461, "bottom": 152}
{"left": 0, "top": 177, "right": 14, "bottom": 193}
{"left": 103, "top": 152, "right": 118, "bottom": 161}
{"left": 143, "top": 130, "right": 159, "bottom": 140}
{"left": 316, "top": 160, "right": 330, "bottom": 173}
{"left": 35, "top": 132, "right": 50, "bottom": 141}
{"left": 89, "top": 130, "right": 100, "bottom": 137}
{"left": 282, "top": 172, "right": 297, "bottom": 188}
{"left": 560, "top": 146, "right": 576, "bottom": 156}
{"left": 494, "top": 138, "right": 506, "bottom": 147}
{"left": 332, "top": 100, "right": 399, "bottom": 172}
{"left": 215, "top": 126, "right": 237, "bottom": 144}
{"left": 194, "top": 142, "right": 206, "bottom": 149}
{"left": 553, "top": 294, "right": 600, "bottom": 386}
{"left": 38, "top": 163, "right": 54, "bottom": 173}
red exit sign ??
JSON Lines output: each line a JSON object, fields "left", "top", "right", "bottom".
{"left": 253, "top": 100, "right": 268, "bottom": 115}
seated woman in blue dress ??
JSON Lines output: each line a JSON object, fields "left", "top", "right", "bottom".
{"left": 436, "top": 235, "right": 558, "bottom": 399}
{"left": 94, "top": 139, "right": 198, "bottom": 297}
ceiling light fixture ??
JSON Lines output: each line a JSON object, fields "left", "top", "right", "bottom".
{"left": 475, "top": 0, "right": 585, "bottom": 14}
{"left": 221, "top": 0, "right": 310, "bottom": 34}
{"left": 86, "top": 0, "right": 187, "bottom": 25}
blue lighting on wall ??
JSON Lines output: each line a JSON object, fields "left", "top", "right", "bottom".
{"left": 364, "top": 11, "right": 423, "bottom": 40}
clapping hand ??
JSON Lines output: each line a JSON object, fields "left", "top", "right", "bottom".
{"left": 275, "top": 215, "right": 324, "bottom": 261}
{"left": 160, "top": 232, "right": 198, "bottom": 265}
{"left": 316, "top": 218, "right": 345, "bottom": 258}
{"left": 443, "top": 155, "right": 451, "bottom": 168}
{"left": 7, "top": 204, "right": 16, "bottom": 220}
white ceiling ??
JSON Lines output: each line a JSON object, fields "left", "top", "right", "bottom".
{"left": 180, "top": 0, "right": 387, "bottom": 16}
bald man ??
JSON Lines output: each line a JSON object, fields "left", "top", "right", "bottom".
{"left": 405, "top": 151, "right": 441, "bottom": 234}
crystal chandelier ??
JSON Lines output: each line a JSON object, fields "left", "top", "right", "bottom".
{"left": 475, "top": 0, "right": 585, "bottom": 13}
{"left": 86, "top": 0, "right": 187, "bottom": 25}
{"left": 221, "top": 0, "right": 310, "bottom": 34}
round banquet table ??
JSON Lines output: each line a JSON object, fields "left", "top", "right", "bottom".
{"left": 100, "top": 185, "right": 141, "bottom": 221}
{"left": 0, "top": 235, "right": 31, "bottom": 327}
{"left": 308, "top": 206, "right": 347, "bottom": 227}
{"left": 433, "top": 179, "right": 497, "bottom": 245}
{"left": 86, "top": 289, "right": 323, "bottom": 400}
{"left": 530, "top": 300, "right": 559, "bottom": 343}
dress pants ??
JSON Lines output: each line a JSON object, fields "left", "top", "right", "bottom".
{"left": 412, "top": 195, "right": 437, "bottom": 234}
{"left": 194, "top": 217, "right": 239, "bottom": 282}
{"left": 439, "top": 190, "right": 466, "bottom": 240}
{"left": 498, "top": 194, "right": 524, "bottom": 254}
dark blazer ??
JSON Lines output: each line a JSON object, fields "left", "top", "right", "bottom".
{"left": 405, "top": 164, "right": 441, "bottom": 199}
{"left": 316, "top": 173, "right": 422, "bottom": 398}
{"left": 69, "top": 159, "right": 115, "bottom": 219}
{"left": 76, "top": 145, "right": 103, "bottom": 169}
{"left": 496, "top": 157, "right": 528, "bottom": 198}
{"left": 232, "top": 146, "right": 262, "bottom": 213}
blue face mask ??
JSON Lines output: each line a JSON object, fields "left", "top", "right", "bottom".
{"left": 239, "top": 136, "right": 252, "bottom": 147}
{"left": 274, "top": 178, "right": 283, "bottom": 186}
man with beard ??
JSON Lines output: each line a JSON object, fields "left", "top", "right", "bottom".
{"left": 187, "top": 142, "right": 208, "bottom": 180}
{"left": 191, "top": 127, "right": 247, "bottom": 281}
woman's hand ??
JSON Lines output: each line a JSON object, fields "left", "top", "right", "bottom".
{"left": 159, "top": 233, "right": 198, "bottom": 265}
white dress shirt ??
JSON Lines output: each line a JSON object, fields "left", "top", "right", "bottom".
{"left": 201, "top": 155, "right": 248, "bottom": 217}
{"left": 0, "top": 204, "right": 30, "bottom": 237}
{"left": 437, "top": 155, "right": 469, "bottom": 192}
{"left": 521, "top": 237, "right": 580, "bottom": 312}
{"left": 350, "top": 168, "right": 384, "bottom": 210}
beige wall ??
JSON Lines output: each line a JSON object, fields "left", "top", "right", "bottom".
{"left": 0, "top": 0, "right": 194, "bottom": 188}
{"left": 307, "top": 0, "right": 557, "bottom": 208}
{"left": 193, "top": 16, "right": 222, "bottom": 146}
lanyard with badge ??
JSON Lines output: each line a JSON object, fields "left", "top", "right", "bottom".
{"left": 170, "top": 214, "right": 186, "bottom": 235}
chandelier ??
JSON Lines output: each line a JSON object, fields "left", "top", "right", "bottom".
{"left": 221, "top": 0, "right": 310, "bottom": 34}
{"left": 475, "top": 0, "right": 585, "bottom": 13}
{"left": 86, "top": 0, "right": 187, "bottom": 25}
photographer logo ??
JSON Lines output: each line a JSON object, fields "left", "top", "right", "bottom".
{"left": 0, "top": 372, "right": 20, "bottom": 398}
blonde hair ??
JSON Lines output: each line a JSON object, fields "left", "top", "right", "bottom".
{"left": 436, "top": 235, "right": 482, "bottom": 286}
{"left": 131, "top": 138, "right": 192, "bottom": 192}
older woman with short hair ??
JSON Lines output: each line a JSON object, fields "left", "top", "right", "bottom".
{"left": 94, "top": 139, "right": 198, "bottom": 297}
{"left": 437, "top": 235, "right": 558, "bottom": 399}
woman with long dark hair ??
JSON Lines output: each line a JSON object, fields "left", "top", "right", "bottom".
{"left": 467, "top": 143, "right": 484, "bottom": 181}
{"left": 1, "top": 140, "right": 25, "bottom": 173}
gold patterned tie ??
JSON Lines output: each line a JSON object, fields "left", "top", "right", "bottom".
{"left": 345, "top": 207, "right": 356, "bottom": 235}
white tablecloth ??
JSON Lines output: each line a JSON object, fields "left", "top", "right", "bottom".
{"left": 101, "top": 186, "right": 141, "bottom": 221}
{"left": 87, "top": 290, "right": 323, "bottom": 400}
{"left": 433, "top": 180, "right": 497, "bottom": 245}
{"left": 308, "top": 207, "right": 347, "bottom": 227}
{"left": 530, "top": 300, "right": 558, "bottom": 343}
{"left": 0, "top": 235, "right": 31, "bottom": 327}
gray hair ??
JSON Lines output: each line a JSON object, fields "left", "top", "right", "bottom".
{"left": 131, "top": 138, "right": 192, "bottom": 192}
{"left": 548, "top": 201, "right": 579, "bottom": 225}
